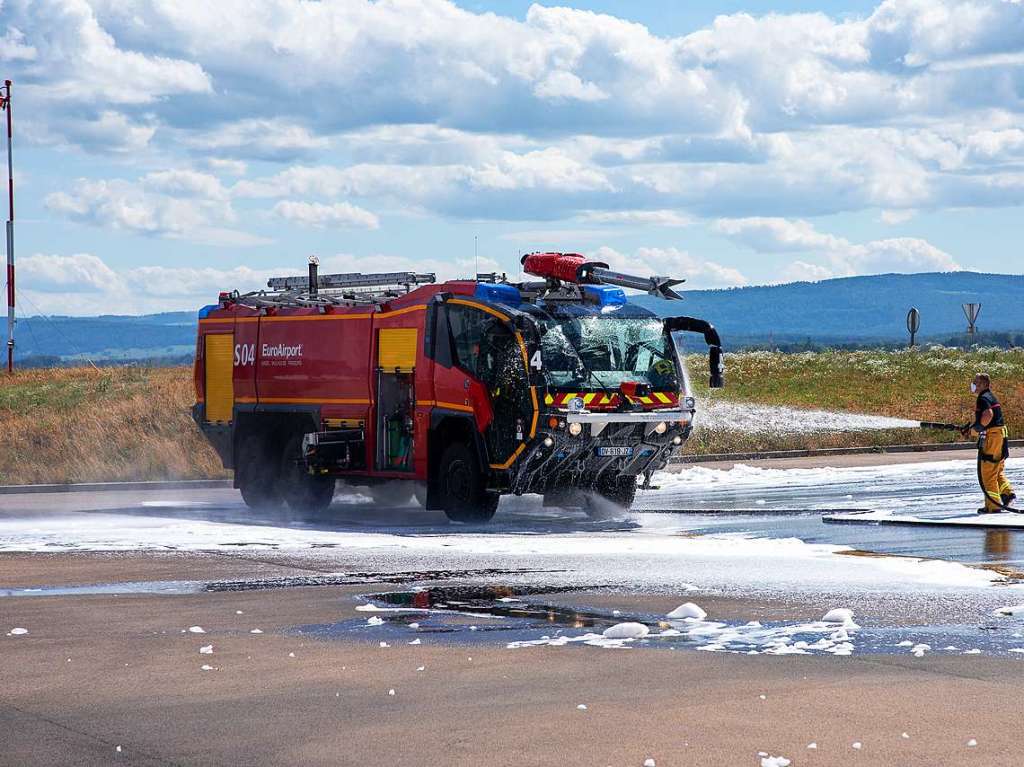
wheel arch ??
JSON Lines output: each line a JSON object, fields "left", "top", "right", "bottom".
{"left": 232, "top": 406, "right": 320, "bottom": 487}
{"left": 426, "top": 411, "right": 489, "bottom": 510}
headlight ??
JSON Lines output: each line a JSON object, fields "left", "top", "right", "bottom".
{"left": 568, "top": 422, "right": 583, "bottom": 436}
{"left": 672, "top": 435, "right": 683, "bottom": 445}
{"left": 683, "top": 396, "right": 696, "bottom": 410}
{"left": 654, "top": 421, "right": 668, "bottom": 434}
{"left": 542, "top": 436, "right": 555, "bottom": 448}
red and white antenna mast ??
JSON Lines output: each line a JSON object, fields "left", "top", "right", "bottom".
{"left": 2, "top": 79, "right": 12, "bottom": 374}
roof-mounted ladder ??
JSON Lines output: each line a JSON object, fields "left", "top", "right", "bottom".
{"left": 230, "top": 260, "right": 437, "bottom": 310}
{"left": 266, "top": 270, "right": 436, "bottom": 292}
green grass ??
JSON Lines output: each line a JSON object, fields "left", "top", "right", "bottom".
{"left": 0, "top": 367, "right": 151, "bottom": 414}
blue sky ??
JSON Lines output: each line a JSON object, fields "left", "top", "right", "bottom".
{"left": 2, "top": 0, "right": 1023, "bottom": 314}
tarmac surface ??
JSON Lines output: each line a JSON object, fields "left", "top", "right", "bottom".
{"left": 4, "top": 449, "right": 1024, "bottom": 766}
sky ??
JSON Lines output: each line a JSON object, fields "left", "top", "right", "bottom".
{"left": 1, "top": 0, "right": 1023, "bottom": 315}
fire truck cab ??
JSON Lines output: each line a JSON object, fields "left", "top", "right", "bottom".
{"left": 193, "top": 252, "right": 724, "bottom": 522}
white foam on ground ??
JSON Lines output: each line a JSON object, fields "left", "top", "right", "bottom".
{"left": 0, "top": 508, "right": 1008, "bottom": 596}
{"left": 2, "top": 459, "right": 1022, "bottom": 600}
{"left": 666, "top": 602, "right": 706, "bottom": 620}
{"left": 509, "top": 616, "right": 862, "bottom": 656}
{"left": 822, "top": 608, "right": 859, "bottom": 628}
{"left": 603, "top": 622, "right": 649, "bottom": 640}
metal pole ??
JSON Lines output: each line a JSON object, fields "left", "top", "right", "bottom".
{"left": 3, "top": 80, "right": 13, "bottom": 374}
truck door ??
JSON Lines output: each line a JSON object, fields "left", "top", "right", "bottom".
{"left": 447, "top": 304, "right": 534, "bottom": 468}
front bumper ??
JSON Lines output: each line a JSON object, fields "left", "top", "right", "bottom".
{"left": 506, "top": 408, "right": 693, "bottom": 495}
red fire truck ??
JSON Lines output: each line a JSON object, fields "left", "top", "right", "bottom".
{"left": 193, "top": 252, "right": 724, "bottom": 522}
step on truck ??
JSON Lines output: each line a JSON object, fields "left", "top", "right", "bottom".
{"left": 193, "top": 252, "right": 724, "bottom": 522}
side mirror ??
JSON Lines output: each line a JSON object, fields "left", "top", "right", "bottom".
{"left": 708, "top": 346, "right": 724, "bottom": 389}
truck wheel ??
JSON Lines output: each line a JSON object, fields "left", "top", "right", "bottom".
{"left": 439, "top": 442, "right": 498, "bottom": 523}
{"left": 278, "top": 435, "right": 335, "bottom": 512}
{"left": 586, "top": 474, "right": 637, "bottom": 515}
{"left": 236, "top": 435, "right": 283, "bottom": 510}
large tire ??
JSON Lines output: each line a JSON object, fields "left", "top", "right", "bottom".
{"left": 585, "top": 473, "right": 637, "bottom": 516}
{"left": 438, "top": 442, "right": 499, "bottom": 523}
{"left": 277, "top": 434, "right": 335, "bottom": 512}
{"left": 236, "top": 435, "right": 283, "bottom": 510}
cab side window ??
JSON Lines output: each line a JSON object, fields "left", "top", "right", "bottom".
{"left": 447, "top": 305, "right": 486, "bottom": 376}
{"left": 447, "top": 303, "right": 520, "bottom": 388}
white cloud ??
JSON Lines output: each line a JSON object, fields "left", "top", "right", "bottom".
{"left": 781, "top": 260, "right": 836, "bottom": 283}
{"left": 206, "top": 158, "right": 248, "bottom": 176}
{"left": 18, "top": 252, "right": 283, "bottom": 313}
{"left": 184, "top": 119, "right": 330, "bottom": 162}
{"left": 142, "top": 170, "right": 229, "bottom": 201}
{"left": 593, "top": 246, "right": 748, "bottom": 289}
{"left": 533, "top": 71, "right": 609, "bottom": 102}
{"left": 318, "top": 252, "right": 504, "bottom": 283}
{"left": 272, "top": 200, "right": 379, "bottom": 229}
{"left": 0, "top": 26, "right": 37, "bottom": 62}
{"left": 31, "top": 110, "right": 156, "bottom": 154}
{"left": 578, "top": 210, "right": 693, "bottom": 227}
{"left": 879, "top": 209, "right": 916, "bottom": 224}
{"left": 19, "top": 253, "right": 120, "bottom": 293}
{"left": 714, "top": 216, "right": 960, "bottom": 277}
{"left": 5, "top": 0, "right": 209, "bottom": 104}
{"left": 44, "top": 177, "right": 267, "bottom": 246}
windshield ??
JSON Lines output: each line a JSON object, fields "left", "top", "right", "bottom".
{"left": 539, "top": 316, "right": 680, "bottom": 390}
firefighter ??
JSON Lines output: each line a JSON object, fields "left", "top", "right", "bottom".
{"left": 961, "top": 373, "right": 1015, "bottom": 513}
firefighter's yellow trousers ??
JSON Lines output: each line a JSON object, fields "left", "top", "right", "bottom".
{"left": 979, "top": 426, "right": 1014, "bottom": 512}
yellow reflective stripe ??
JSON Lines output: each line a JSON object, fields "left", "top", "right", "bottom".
{"left": 654, "top": 392, "right": 672, "bottom": 404}
{"left": 447, "top": 298, "right": 510, "bottom": 323}
{"left": 544, "top": 394, "right": 554, "bottom": 405}
{"left": 490, "top": 442, "right": 526, "bottom": 471}
{"left": 377, "top": 305, "right": 425, "bottom": 319}
{"left": 236, "top": 397, "right": 371, "bottom": 405}
{"left": 202, "top": 305, "right": 424, "bottom": 325}
{"left": 582, "top": 393, "right": 597, "bottom": 404}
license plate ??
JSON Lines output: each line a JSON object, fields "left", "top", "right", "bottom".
{"left": 596, "top": 446, "right": 633, "bottom": 457}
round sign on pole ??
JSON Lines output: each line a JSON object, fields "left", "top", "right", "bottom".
{"left": 906, "top": 307, "right": 920, "bottom": 348}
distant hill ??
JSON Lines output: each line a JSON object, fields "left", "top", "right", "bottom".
{"left": 11, "top": 272, "right": 1024, "bottom": 365}
{"left": 635, "top": 271, "right": 1024, "bottom": 347}
{"left": 13, "top": 311, "right": 196, "bottom": 365}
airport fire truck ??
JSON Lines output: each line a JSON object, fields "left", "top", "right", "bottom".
{"left": 193, "top": 252, "right": 724, "bottom": 522}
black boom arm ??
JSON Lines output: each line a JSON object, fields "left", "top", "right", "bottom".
{"left": 664, "top": 316, "right": 724, "bottom": 389}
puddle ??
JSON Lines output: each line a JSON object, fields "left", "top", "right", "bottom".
{"left": 0, "top": 580, "right": 203, "bottom": 598}
{"left": 294, "top": 585, "right": 1024, "bottom": 658}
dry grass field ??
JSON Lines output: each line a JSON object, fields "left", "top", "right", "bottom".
{"left": 0, "top": 367, "right": 225, "bottom": 485}
{"left": 1, "top": 347, "right": 1021, "bottom": 484}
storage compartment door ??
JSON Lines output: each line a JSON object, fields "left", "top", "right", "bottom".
{"left": 204, "top": 333, "right": 235, "bottom": 423}
{"left": 378, "top": 327, "right": 418, "bottom": 372}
